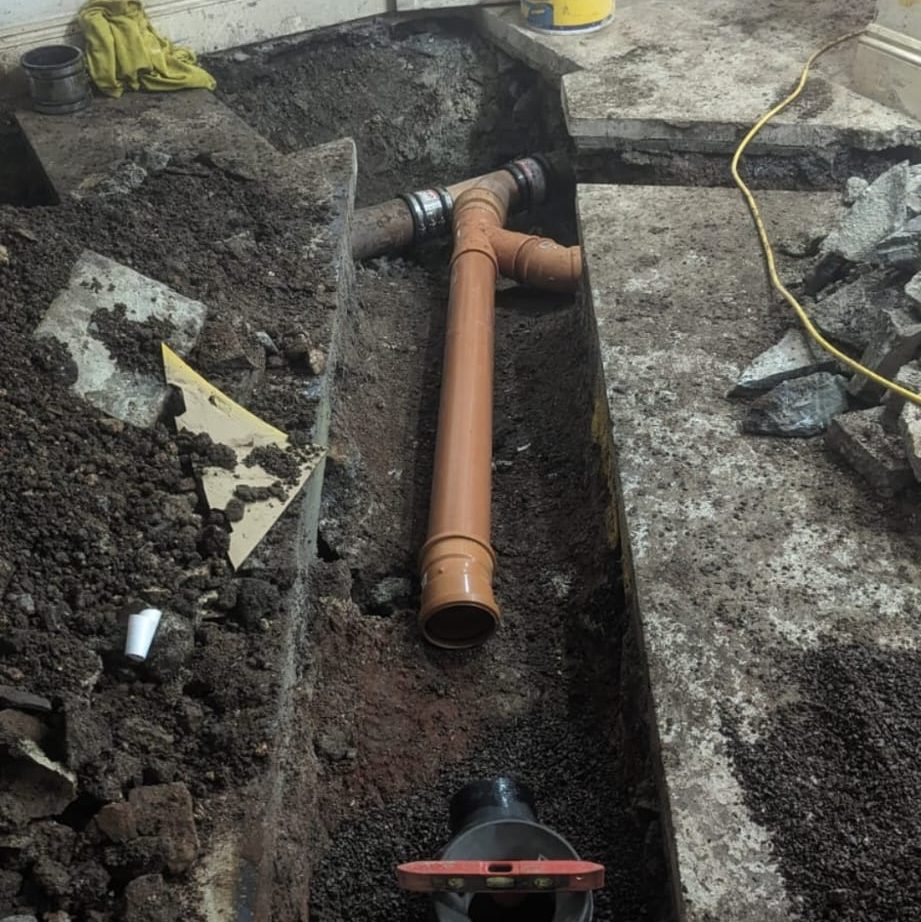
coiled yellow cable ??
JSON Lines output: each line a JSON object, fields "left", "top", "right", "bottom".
{"left": 730, "top": 30, "right": 921, "bottom": 407}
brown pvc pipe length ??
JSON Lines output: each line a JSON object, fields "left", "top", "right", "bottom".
{"left": 418, "top": 187, "right": 506, "bottom": 648}
{"left": 419, "top": 184, "right": 582, "bottom": 648}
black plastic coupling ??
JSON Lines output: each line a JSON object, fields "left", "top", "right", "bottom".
{"left": 502, "top": 154, "right": 552, "bottom": 211}
{"left": 400, "top": 186, "right": 454, "bottom": 245}
{"left": 449, "top": 777, "right": 538, "bottom": 834}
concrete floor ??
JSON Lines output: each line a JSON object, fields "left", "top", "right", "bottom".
{"left": 578, "top": 184, "right": 921, "bottom": 922}
{"left": 480, "top": 1, "right": 921, "bottom": 161}
{"left": 476, "top": 4, "right": 921, "bottom": 920}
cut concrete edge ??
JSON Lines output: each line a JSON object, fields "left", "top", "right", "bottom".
{"left": 563, "top": 71, "right": 921, "bottom": 154}
{"left": 574, "top": 182, "right": 794, "bottom": 922}
{"left": 575, "top": 186, "right": 692, "bottom": 922}
{"left": 220, "top": 136, "right": 359, "bottom": 921}
{"left": 475, "top": 6, "right": 583, "bottom": 78}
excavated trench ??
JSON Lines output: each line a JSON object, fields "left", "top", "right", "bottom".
{"left": 209, "top": 17, "right": 673, "bottom": 922}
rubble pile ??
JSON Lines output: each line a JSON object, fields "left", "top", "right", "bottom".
{"left": 732, "top": 161, "right": 921, "bottom": 496}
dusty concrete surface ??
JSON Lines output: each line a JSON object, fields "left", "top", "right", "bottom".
{"left": 578, "top": 184, "right": 921, "bottom": 922}
{"left": 480, "top": 0, "right": 921, "bottom": 183}
{"left": 16, "top": 90, "right": 276, "bottom": 199}
{"left": 481, "top": 0, "right": 879, "bottom": 78}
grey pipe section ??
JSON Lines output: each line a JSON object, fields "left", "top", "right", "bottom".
{"left": 351, "top": 154, "right": 563, "bottom": 262}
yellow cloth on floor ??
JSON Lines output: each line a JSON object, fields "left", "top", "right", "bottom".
{"left": 79, "top": 0, "right": 216, "bottom": 98}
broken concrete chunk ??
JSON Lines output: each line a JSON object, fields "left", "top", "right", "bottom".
{"left": 34, "top": 251, "right": 207, "bottom": 428}
{"left": 143, "top": 611, "right": 194, "bottom": 682}
{"left": 95, "top": 802, "right": 138, "bottom": 844}
{"left": 0, "top": 868, "right": 22, "bottom": 905}
{"left": 730, "top": 328, "right": 835, "bottom": 395}
{"left": 0, "top": 710, "right": 47, "bottom": 747}
{"left": 742, "top": 373, "right": 849, "bottom": 437}
{"left": 907, "top": 271, "right": 921, "bottom": 308}
{"left": 0, "top": 737, "right": 77, "bottom": 826}
{"left": 127, "top": 784, "right": 199, "bottom": 874}
{"left": 871, "top": 215, "right": 921, "bottom": 272}
{"left": 826, "top": 407, "right": 915, "bottom": 496}
{"left": 909, "top": 165, "right": 921, "bottom": 216}
{"left": 848, "top": 306, "right": 921, "bottom": 402}
{"left": 31, "top": 855, "right": 70, "bottom": 900}
{"left": 0, "top": 686, "right": 51, "bottom": 714}
{"left": 808, "top": 271, "right": 906, "bottom": 352}
{"left": 900, "top": 402, "right": 921, "bottom": 483}
{"left": 124, "top": 872, "right": 178, "bottom": 922}
{"left": 881, "top": 361, "right": 921, "bottom": 419}
{"left": 843, "top": 176, "right": 869, "bottom": 205}
{"left": 0, "top": 557, "right": 12, "bottom": 597}
{"left": 820, "top": 161, "right": 910, "bottom": 263}
{"left": 64, "top": 701, "right": 113, "bottom": 770}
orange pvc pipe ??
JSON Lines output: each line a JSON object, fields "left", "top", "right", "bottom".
{"left": 419, "top": 189, "right": 504, "bottom": 648}
{"left": 419, "top": 186, "right": 583, "bottom": 648}
{"left": 490, "top": 229, "right": 582, "bottom": 293}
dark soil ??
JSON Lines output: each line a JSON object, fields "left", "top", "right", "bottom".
{"left": 90, "top": 303, "right": 177, "bottom": 375}
{"left": 300, "top": 254, "right": 671, "bottom": 922}
{"left": 726, "top": 644, "right": 921, "bottom": 922}
{"left": 206, "top": 17, "right": 560, "bottom": 206}
{"left": 0, "top": 112, "right": 56, "bottom": 207}
{"left": 0, "top": 156, "right": 334, "bottom": 920}
{"left": 245, "top": 443, "right": 301, "bottom": 485}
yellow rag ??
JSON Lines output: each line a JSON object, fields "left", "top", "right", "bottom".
{"left": 78, "top": 0, "right": 216, "bottom": 98}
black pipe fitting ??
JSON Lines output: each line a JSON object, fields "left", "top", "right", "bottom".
{"left": 502, "top": 155, "right": 551, "bottom": 212}
{"left": 433, "top": 778, "right": 594, "bottom": 922}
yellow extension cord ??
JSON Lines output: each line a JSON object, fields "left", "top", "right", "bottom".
{"left": 730, "top": 30, "right": 921, "bottom": 408}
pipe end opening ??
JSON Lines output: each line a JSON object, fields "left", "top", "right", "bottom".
{"left": 21, "top": 45, "right": 83, "bottom": 69}
{"left": 421, "top": 603, "right": 498, "bottom": 649}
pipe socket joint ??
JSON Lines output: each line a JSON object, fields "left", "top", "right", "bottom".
{"left": 401, "top": 186, "right": 454, "bottom": 245}
{"left": 419, "top": 534, "right": 500, "bottom": 649}
{"left": 503, "top": 155, "right": 550, "bottom": 211}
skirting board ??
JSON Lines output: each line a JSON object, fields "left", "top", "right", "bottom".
{"left": 0, "top": 0, "right": 389, "bottom": 75}
{"left": 394, "top": 1, "right": 511, "bottom": 8}
{"left": 854, "top": 22, "right": 921, "bottom": 122}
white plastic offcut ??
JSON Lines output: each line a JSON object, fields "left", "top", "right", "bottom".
{"left": 125, "top": 608, "right": 162, "bottom": 661}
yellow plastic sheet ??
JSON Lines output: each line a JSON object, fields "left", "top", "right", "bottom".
{"left": 79, "top": 0, "right": 216, "bottom": 98}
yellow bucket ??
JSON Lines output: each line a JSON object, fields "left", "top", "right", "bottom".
{"left": 520, "top": 0, "right": 614, "bottom": 33}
